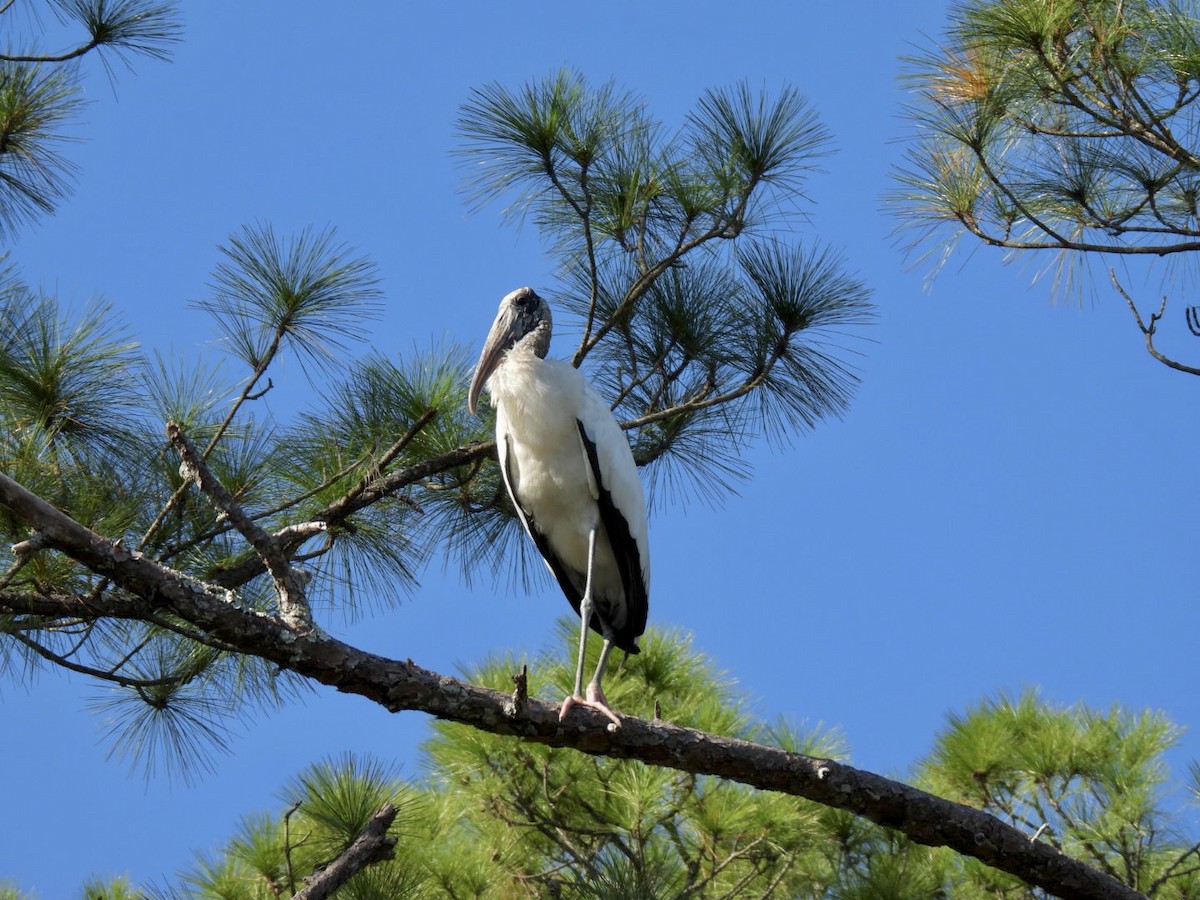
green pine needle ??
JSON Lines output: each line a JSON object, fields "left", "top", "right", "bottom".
{"left": 196, "top": 223, "right": 384, "bottom": 375}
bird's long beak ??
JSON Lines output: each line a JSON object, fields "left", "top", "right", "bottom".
{"left": 468, "top": 308, "right": 517, "bottom": 416}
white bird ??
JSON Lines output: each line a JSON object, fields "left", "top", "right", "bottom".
{"left": 468, "top": 287, "right": 650, "bottom": 727}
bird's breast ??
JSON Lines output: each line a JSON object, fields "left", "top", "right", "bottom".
{"left": 489, "top": 356, "right": 604, "bottom": 548}
{"left": 485, "top": 351, "right": 647, "bottom": 632}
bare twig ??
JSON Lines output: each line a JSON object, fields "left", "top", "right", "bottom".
{"left": 1110, "top": 270, "right": 1200, "bottom": 377}
{"left": 245, "top": 377, "right": 273, "bottom": 401}
{"left": 0, "top": 548, "right": 33, "bottom": 591}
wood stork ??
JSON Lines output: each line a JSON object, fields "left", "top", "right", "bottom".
{"left": 468, "top": 287, "right": 649, "bottom": 727}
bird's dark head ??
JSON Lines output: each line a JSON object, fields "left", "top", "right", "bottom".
{"left": 468, "top": 287, "right": 553, "bottom": 415}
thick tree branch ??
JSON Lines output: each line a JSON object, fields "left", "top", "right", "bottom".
{"left": 0, "top": 588, "right": 150, "bottom": 620}
{"left": 0, "top": 470, "right": 1145, "bottom": 900}
{"left": 291, "top": 802, "right": 398, "bottom": 900}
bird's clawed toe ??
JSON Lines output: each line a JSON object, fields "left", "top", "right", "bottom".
{"left": 559, "top": 691, "right": 622, "bottom": 729}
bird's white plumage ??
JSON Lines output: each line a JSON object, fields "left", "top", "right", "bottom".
{"left": 487, "top": 346, "right": 650, "bottom": 634}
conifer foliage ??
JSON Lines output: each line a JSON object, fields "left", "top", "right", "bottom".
{"left": 893, "top": 0, "right": 1200, "bottom": 374}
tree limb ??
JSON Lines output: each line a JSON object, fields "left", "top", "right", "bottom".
{"left": 0, "top": 470, "right": 1146, "bottom": 900}
{"left": 291, "top": 802, "right": 398, "bottom": 900}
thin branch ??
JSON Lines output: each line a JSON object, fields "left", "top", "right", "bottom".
{"left": 291, "top": 802, "right": 398, "bottom": 900}
{"left": 571, "top": 188, "right": 755, "bottom": 367}
{"left": 703, "top": 834, "right": 768, "bottom": 892}
{"left": 1146, "top": 840, "right": 1200, "bottom": 895}
{"left": 5, "top": 629, "right": 182, "bottom": 689}
{"left": 139, "top": 328, "right": 284, "bottom": 552}
{"left": 1110, "top": 270, "right": 1200, "bottom": 376}
{"left": 245, "top": 377, "right": 273, "bottom": 401}
{"left": 611, "top": 337, "right": 678, "bottom": 410}
{"left": 665, "top": 819, "right": 702, "bottom": 895}
{"left": 1040, "top": 780, "right": 1124, "bottom": 883}
{"left": 758, "top": 850, "right": 797, "bottom": 898}
{"left": 157, "top": 459, "right": 359, "bottom": 569}
{"left": 210, "top": 439, "right": 496, "bottom": 591}
{"left": 0, "top": 40, "right": 101, "bottom": 64}
{"left": 282, "top": 800, "right": 304, "bottom": 895}
{"left": 496, "top": 784, "right": 604, "bottom": 881}
{"left": 338, "top": 408, "right": 437, "bottom": 510}
{"left": 319, "top": 439, "right": 494, "bottom": 525}
{"left": 958, "top": 215, "right": 1200, "bottom": 255}
{"left": 0, "top": 552, "right": 31, "bottom": 591}
{"left": 547, "top": 157, "right": 602, "bottom": 353}
{"left": 714, "top": 847, "right": 770, "bottom": 900}
{"left": 619, "top": 349, "right": 782, "bottom": 432}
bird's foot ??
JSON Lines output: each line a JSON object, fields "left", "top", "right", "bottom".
{"left": 559, "top": 683, "right": 621, "bottom": 729}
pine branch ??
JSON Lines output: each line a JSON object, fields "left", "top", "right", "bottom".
{"left": 291, "top": 802, "right": 398, "bottom": 900}
{"left": 0, "top": 470, "right": 1149, "bottom": 900}
{"left": 336, "top": 407, "right": 437, "bottom": 512}
{"left": 0, "top": 0, "right": 181, "bottom": 66}
{"left": 3, "top": 627, "right": 183, "bottom": 688}
{"left": 137, "top": 323, "right": 280, "bottom": 553}
{"left": 167, "top": 421, "right": 315, "bottom": 630}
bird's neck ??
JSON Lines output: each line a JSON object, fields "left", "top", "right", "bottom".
{"left": 515, "top": 318, "right": 552, "bottom": 360}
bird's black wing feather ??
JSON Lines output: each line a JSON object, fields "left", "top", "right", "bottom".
{"left": 577, "top": 420, "right": 648, "bottom": 654}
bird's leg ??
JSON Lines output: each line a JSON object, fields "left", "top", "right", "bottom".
{"left": 570, "top": 587, "right": 592, "bottom": 701}
{"left": 560, "top": 528, "right": 621, "bottom": 728}
{"left": 586, "top": 638, "right": 616, "bottom": 708}
{"left": 561, "top": 527, "right": 596, "bottom": 713}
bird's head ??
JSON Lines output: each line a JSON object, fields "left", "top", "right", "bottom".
{"left": 468, "top": 287, "right": 552, "bottom": 415}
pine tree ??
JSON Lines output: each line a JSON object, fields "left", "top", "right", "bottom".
{"left": 1, "top": 4, "right": 1190, "bottom": 898}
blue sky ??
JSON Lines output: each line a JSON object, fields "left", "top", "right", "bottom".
{"left": 3, "top": 2, "right": 1197, "bottom": 895}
